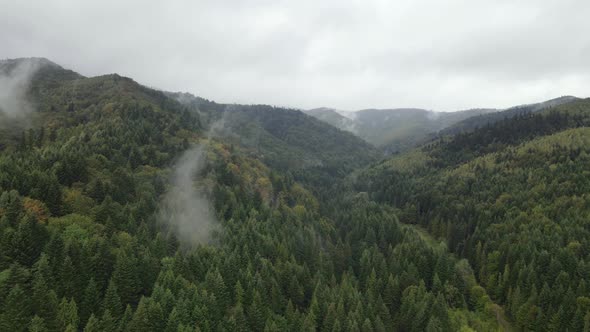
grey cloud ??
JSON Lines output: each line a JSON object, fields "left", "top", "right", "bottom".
{"left": 159, "top": 145, "right": 218, "bottom": 246}
{"left": 1, "top": 0, "right": 589, "bottom": 111}
{"left": 0, "top": 58, "right": 41, "bottom": 120}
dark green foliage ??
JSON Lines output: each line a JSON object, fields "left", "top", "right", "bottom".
{"left": 192, "top": 100, "right": 380, "bottom": 191}
{"left": 307, "top": 107, "right": 497, "bottom": 153}
{"left": 0, "top": 285, "right": 31, "bottom": 332}
{"left": 355, "top": 98, "right": 590, "bottom": 331}
{"left": 83, "top": 314, "right": 100, "bottom": 332}
{"left": 28, "top": 316, "right": 48, "bottom": 332}
{"left": 0, "top": 58, "right": 559, "bottom": 332}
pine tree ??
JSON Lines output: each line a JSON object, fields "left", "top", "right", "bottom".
{"left": 0, "top": 285, "right": 31, "bottom": 332}
{"left": 100, "top": 310, "right": 117, "bottom": 332}
{"left": 59, "top": 256, "right": 76, "bottom": 297}
{"left": 584, "top": 311, "right": 590, "bottom": 332}
{"left": 425, "top": 317, "right": 443, "bottom": 332}
{"left": 331, "top": 320, "right": 342, "bottom": 332}
{"left": 147, "top": 300, "right": 165, "bottom": 331}
{"left": 112, "top": 252, "right": 139, "bottom": 306}
{"left": 128, "top": 297, "right": 150, "bottom": 331}
{"left": 431, "top": 293, "right": 450, "bottom": 331}
{"left": 83, "top": 314, "right": 100, "bottom": 332}
{"left": 373, "top": 315, "right": 386, "bottom": 332}
{"left": 57, "top": 298, "right": 79, "bottom": 331}
{"left": 28, "top": 316, "right": 48, "bottom": 332}
{"left": 45, "top": 235, "right": 64, "bottom": 273}
{"left": 229, "top": 302, "right": 248, "bottom": 332}
{"left": 32, "top": 268, "right": 49, "bottom": 311}
{"left": 80, "top": 278, "right": 101, "bottom": 326}
{"left": 248, "top": 291, "right": 266, "bottom": 331}
{"left": 32, "top": 270, "right": 58, "bottom": 331}
{"left": 164, "top": 307, "right": 180, "bottom": 332}
{"left": 103, "top": 278, "right": 123, "bottom": 318}
{"left": 361, "top": 318, "right": 373, "bottom": 332}
{"left": 11, "top": 214, "right": 45, "bottom": 266}
{"left": 548, "top": 306, "right": 565, "bottom": 332}
{"left": 321, "top": 303, "right": 337, "bottom": 332}
{"left": 119, "top": 305, "right": 134, "bottom": 331}
{"left": 571, "top": 308, "right": 585, "bottom": 332}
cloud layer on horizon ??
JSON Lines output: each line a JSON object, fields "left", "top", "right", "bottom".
{"left": 1, "top": 0, "right": 589, "bottom": 111}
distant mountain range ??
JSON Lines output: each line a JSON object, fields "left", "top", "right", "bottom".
{"left": 305, "top": 107, "right": 494, "bottom": 153}
{"left": 305, "top": 96, "right": 579, "bottom": 153}
{"left": 2, "top": 57, "right": 590, "bottom": 331}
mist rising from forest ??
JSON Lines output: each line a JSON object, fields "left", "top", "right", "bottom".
{"left": 0, "top": 59, "right": 41, "bottom": 121}
{"left": 159, "top": 146, "right": 217, "bottom": 246}
{"left": 158, "top": 115, "right": 229, "bottom": 246}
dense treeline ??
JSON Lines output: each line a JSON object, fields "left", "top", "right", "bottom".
{"left": 440, "top": 96, "right": 579, "bottom": 136}
{"left": 0, "top": 59, "right": 500, "bottom": 331}
{"left": 173, "top": 94, "right": 380, "bottom": 192}
{"left": 355, "top": 99, "right": 590, "bottom": 330}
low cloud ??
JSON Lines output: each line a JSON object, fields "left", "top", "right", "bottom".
{"left": 158, "top": 114, "right": 231, "bottom": 247}
{"left": 2, "top": 1, "right": 590, "bottom": 111}
{"left": 159, "top": 145, "right": 218, "bottom": 246}
{"left": 0, "top": 58, "right": 41, "bottom": 120}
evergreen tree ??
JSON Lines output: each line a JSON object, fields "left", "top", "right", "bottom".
{"left": 112, "top": 252, "right": 140, "bottom": 306}
{"left": 83, "top": 314, "right": 100, "bottom": 332}
{"left": 103, "top": 278, "right": 123, "bottom": 318}
{"left": 57, "top": 298, "right": 79, "bottom": 331}
{"left": 100, "top": 310, "right": 117, "bottom": 332}
{"left": 0, "top": 285, "right": 31, "bottom": 332}
{"left": 119, "top": 305, "right": 134, "bottom": 331}
{"left": 28, "top": 316, "right": 48, "bottom": 332}
{"left": 80, "top": 278, "right": 101, "bottom": 326}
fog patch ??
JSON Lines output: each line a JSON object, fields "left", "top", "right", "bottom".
{"left": 0, "top": 59, "right": 42, "bottom": 121}
{"left": 159, "top": 145, "right": 217, "bottom": 246}
{"left": 159, "top": 115, "right": 230, "bottom": 247}
{"left": 427, "top": 110, "right": 441, "bottom": 121}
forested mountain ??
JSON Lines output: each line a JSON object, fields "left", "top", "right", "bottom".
{"left": 304, "top": 108, "right": 357, "bottom": 135}
{"left": 441, "top": 96, "right": 579, "bottom": 136}
{"left": 169, "top": 94, "right": 379, "bottom": 191}
{"left": 305, "top": 107, "right": 494, "bottom": 153}
{"left": 0, "top": 58, "right": 506, "bottom": 331}
{"left": 352, "top": 98, "right": 590, "bottom": 331}
{"left": 2, "top": 57, "right": 589, "bottom": 332}
{"left": 306, "top": 97, "right": 579, "bottom": 155}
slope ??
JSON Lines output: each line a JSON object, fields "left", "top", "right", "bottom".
{"left": 441, "top": 96, "right": 579, "bottom": 136}
{"left": 305, "top": 106, "right": 493, "bottom": 153}
{"left": 0, "top": 58, "right": 501, "bottom": 331}
{"left": 305, "top": 107, "right": 358, "bottom": 134}
{"left": 172, "top": 93, "right": 380, "bottom": 189}
{"left": 351, "top": 98, "right": 590, "bottom": 331}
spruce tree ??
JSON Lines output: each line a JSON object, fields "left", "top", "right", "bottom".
{"left": 80, "top": 278, "right": 101, "bottom": 326}
{"left": 0, "top": 285, "right": 31, "bottom": 332}
{"left": 28, "top": 316, "right": 48, "bottom": 332}
{"left": 103, "top": 278, "right": 123, "bottom": 318}
{"left": 83, "top": 314, "right": 100, "bottom": 332}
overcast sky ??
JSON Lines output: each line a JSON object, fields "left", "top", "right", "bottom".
{"left": 1, "top": 0, "right": 589, "bottom": 111}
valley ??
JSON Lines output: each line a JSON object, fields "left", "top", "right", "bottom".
{"left": 0, "top": 58, "right": 588, "bottom": 331}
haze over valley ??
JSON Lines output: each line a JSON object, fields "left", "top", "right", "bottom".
{"left": 2, "top": 1, "right": 590, "bottom": 331}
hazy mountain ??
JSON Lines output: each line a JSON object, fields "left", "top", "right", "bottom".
{"left": 1, "top": 57, "right": 589, "bottom": 331}
{"left": 305, "top": 106, "right": 494, "bottom": 153}
{"left": 170, "top": 93, "right": 380, "bottom": 189}
{"left": 305, "top": 107, "right": 358, "bottom": 134}
{"left": 306, "top": 97, "right": 579, "bottom": 154}
{"left": 441, "top": 95, "right": 580, "bottom": 135}
{"left": 350, "top": 97, "right": 590, "bottom": 329}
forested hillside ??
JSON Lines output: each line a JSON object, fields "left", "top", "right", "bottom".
{"left": 440, "top": 96, "right": 579, "bottom": 136}
{"left": 180, "top": 95, "right": 380, "bottom": 191}
{"left": 353, "top": 98, "right": 590, "bottom": 331}
{"left": 0, "top": 58, "right": 505, "bottom": 331}
{"left": 305, "top": 107, "right": 493, "bottom": 153}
